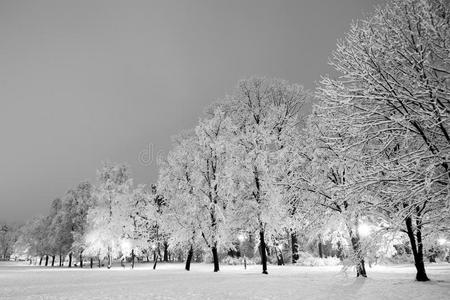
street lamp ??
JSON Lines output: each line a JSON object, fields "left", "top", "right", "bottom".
{"left": 238, "top": 233, "right": 247, "bottom": 270}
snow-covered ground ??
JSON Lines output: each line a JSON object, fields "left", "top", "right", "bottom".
{"left": 0, "top": 262, "right": 449, "bottom": 299}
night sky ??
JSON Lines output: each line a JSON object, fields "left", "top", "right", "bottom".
{"left": 0, "top": 0, "right": 384, "bottom": 222}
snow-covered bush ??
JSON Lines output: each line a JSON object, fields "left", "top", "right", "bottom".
{"left": 295, "top": 252, "right": 341, "bottom": 266}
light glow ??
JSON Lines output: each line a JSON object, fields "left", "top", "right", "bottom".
{"left": 237, "top": 233, "right": 245, "bottom": 242}
{"left": 358, "top": 223, "right": 371, "bottom": 237}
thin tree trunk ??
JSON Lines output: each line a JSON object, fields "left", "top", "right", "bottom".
{"left": 51, "top": 255, "right": 55, "bottom": 267}
{"left": 291, "top": 232, "right": 299, "bottom": 263}
{"left": 98, "top": 256, "right": 101, "bottom": 268}
{"left": 39, "top": 256, "right": 43, "bottom": 266}
{"left": 163, "top": 242, "right": 169, "bottom": 262}
{"left": 259, "top": 229, "right": 268, "bottom": 274}
{"left": 185, "top": 245, "right": 193, "bottom": 271}
{"left": 276, "top": 247, "right": 284, "bottom": 265}
{"left": 318, "top": 241, "right": 323, "bottom": 259}
{"left": 59, "top": 254, "right": 63, "bottom": 267}
{"left": 68, "top": 252, "right": 72, "bottom": 268}
{"left": 279, "top": 248, "right": 284, "bottom": 265}
{"left": 405, "top": 216, "right": 430, "bottom": 281}
{"left": 153, "top": 251, "right": 158, "bottom": 270}
{"left": 79, "top": 252, "right": 83, "bottom": 268}
{"left": 131, "top": 249, "right": 135, "bottom": 269}
{"left": 45, "top": 255, "right": 49, "bottom": 266}
{"left": 212, "top": 246, "right": 219, "bottom": 272}
{"left": 337, "top": 241, "right": 344, "bottom": 261}
{"left": 107, "top": 253, "right": 112, "bottom": 269}
{"left": 90, "top": 257, "right": 93, "bottom": 268}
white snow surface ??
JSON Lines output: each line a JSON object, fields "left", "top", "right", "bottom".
{"left": 0, "top": 262, "right": 449, "bottom": 299}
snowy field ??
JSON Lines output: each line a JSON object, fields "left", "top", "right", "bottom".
{"left": 1, "top": 262, "right": 449, "bottom": 300}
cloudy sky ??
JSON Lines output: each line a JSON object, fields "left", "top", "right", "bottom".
{"left": 0, "top": 0, "right": 384, "bottom": 222}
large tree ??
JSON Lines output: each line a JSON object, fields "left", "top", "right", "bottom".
{"left": 84, "top": 162, "right": 133, "bottom": 269}
{"left": 158, "top": 132, "right": 204, "bottom": 271}
{"left": 64, "top": 182, "right": 95, "bottom": 268}
{"left": 227, "top": 77, "right": 308, "bottom": 274}
{"left": 317, "top": 0, "right": 450, "bottom": 281}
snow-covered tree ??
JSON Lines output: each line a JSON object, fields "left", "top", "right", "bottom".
{"left": 226, "top": 77, "right": 309, "bottom": 274}
{"left": 14, "top": 215, "right": 48, "bottom": 265}
{"left": 158, "top": 105, "right": 240, "bottom": 273}
{"left": 191, "top": 107, "right": 239, "bottom": 272}
{"left": 158, "top": 131, "right": 204, "bottom": 271}
{"left": 127, "top": 184, "right": 156, "bottom": 265}
{"left": 284, "top": 113, "right": 371, "bottom": 277}
{"left": 84, "top": 162, "right": 133, "bottom": 268}
{"left": 0, "top": 223, "right": 18, "bottom": 260}
{"left": 46, "top": 198, "right": 67, "bottom": 266}
{"left": 317, "top": 0, "right": 450, "bottom": 281}
{"left": 63, "top": 182, "right": 95, "bottom": 267}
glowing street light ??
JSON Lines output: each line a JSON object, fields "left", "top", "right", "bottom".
{"left": 358, "top": 223, "right": 371, "bottom": 237}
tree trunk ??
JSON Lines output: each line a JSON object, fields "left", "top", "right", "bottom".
{"left": 79, "top": 252, "right": 83, "bottom": 268}
{"left": 107, "top": 253, "right": 112, "bottom": 269}
{"left": 211, "top": 246, "right": 219, "bottom": 272}
{"left": 318, "top": 241, "right": 323, "bottom": 259}
{"left": 90, "top": 257, "right": 93, "bottom": 268}
{"left": 291, "top": 232, "right": 299, "bottom": 263}
{"left": 45, "top": 255, "right": 49, "bottom": 266}
{"left": 39, "top": 256, "right": 43, "bottom": 266}
{"left": 259, "top": 230, "right": 268, "bottom": 274}
{"left": 163, "top": 242, "right": 169, "bottom": 262}
{"left": 68, "top": 252, "right": 72, "bottom": 268}
{"left": 59, "top": 254, "right": 63, "bottom": 267}
{"left": 337, "top": 241, "right": 344, "bottom": 261}
{"left": 346, "top": 221, "right": 367, "bottom": 278}
{"left": 98, "top": 256, "right": 101, "bottom": 268}
{"left": 131, "top": 249, "right": 135, "bottom": 269}
{"left": 276, "top": 247, "right": 284, "bottom": 265}
{"left": 153, "top": 251, "right": 158, "bottom": 269}
{"left": 51, "top": 255, "right": 55, "bottom": 267}
{"left": 405, "top": 216, "right": 430, "bottom": 281}
{"left": 185, "top": 245, "right": 193, "bottom": 271}
{"left": 350, "top": 235, "right": 366, "bottom": 277}
{"left": 276, "top": 251, "right": 282, "bottom": 265}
